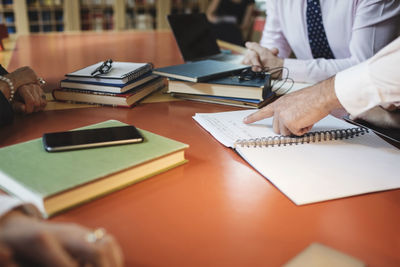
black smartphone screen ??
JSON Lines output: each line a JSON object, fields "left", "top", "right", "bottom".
{"left": 43, "top": 125, "right": 144, "bottom": 152}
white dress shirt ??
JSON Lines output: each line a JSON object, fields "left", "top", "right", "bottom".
{"left": 260, "top": 0, "right": 400, "bottom": 83}
{"left": 335, "top": 37, "right": 400, "bottom": 119}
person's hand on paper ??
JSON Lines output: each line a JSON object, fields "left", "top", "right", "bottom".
{"left": 243, "top": 77, "right": 343, "bottom": 136}
{"left": 0, "top": 210, "right": 124, "bottom": 267}
{"left": 242, "top": 42, "right": 283, "bottom": 74}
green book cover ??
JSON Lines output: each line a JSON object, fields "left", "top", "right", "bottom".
{"left": 0, "top": 120, "right": 188, "bottom": 217}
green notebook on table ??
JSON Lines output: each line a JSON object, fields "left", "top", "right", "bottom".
{"left": 0, "top": 120, "right": 188, "bottom": 218}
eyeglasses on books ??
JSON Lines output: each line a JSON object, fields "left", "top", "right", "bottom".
{"left": 237, "top": 66, "right": 295, "bottom": 99}
{"left": 91, "top": 59, "right": 113, "bottom": 76}
{"left": 238, "top": 67, "right": 269, "bottom": 81}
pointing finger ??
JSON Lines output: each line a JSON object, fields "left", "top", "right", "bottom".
{"left": 243, "top": 104, "right": 274, "bottom": 124}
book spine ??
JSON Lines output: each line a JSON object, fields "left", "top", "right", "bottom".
{"left": 234, "top": 127, "right": 369, "bottom": 148}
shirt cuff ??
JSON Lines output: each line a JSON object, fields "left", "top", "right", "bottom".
{"left": 0, "top": 195, "right": 42, "bottom": 219}
{"left": 334, "top": 60, "right": 382, "bottom": 117}
{"left": 283, "top": 58, "right": 309, "bottom": 83}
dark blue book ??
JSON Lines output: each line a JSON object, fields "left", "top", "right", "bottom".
{"left": 152, "top": 59, "right": 247, "bottom": 82}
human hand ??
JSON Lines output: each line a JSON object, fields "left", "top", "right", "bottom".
{"left": 243, "top": 77, "right": 342, "bottom": 136}
{"left": 13, "top": 83, "right": 47, "bottom": 114}
{"left": 0, "top": 66, "right": 47, "bottom": 114}
{"left": 242, "top": 42, "right": 283, "bottom": 72}
{"left": 0, "top": 210, "right": 124, "bottom": 267}
{"left": 5, "top": 67, "right": 39, "bottom": 90}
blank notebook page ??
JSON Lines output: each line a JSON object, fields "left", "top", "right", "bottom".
{"left": 193, "top": 110, "right": 400, "bottom": 205}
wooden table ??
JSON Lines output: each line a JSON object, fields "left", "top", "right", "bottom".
{"left": 2, "top": 31, "right": 400, "bottom": 267}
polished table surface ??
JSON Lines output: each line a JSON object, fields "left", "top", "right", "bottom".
{"left": 2, "top": 31, "right": 400, "bottom": 267}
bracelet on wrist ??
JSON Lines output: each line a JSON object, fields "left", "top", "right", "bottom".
{"left": 0, "top": 75, "right": 14, "bottom": 102}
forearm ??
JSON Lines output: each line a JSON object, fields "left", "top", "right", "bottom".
{"left": 320, "top": 76, "right": 343, "bottom": 112}
{"left": 206, "top": 0, "right": 220, "bottom": 20}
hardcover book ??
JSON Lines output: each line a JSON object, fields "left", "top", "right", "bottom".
{"left": 167, "top": 74, "right": 271, "bottom": 101}
{"left": 54, "top": 77, "right": 165, "bottom": 107}
{"left": 0, "top": 120, "right": 189, "bottom": 217}
{"left": 152, "top": 59, "right": 247, "bottom": 82}
{"left": 60, "top": 73, "right": 159, "bottom": 94}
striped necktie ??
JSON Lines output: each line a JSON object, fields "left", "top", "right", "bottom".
{"left": 306, "top": 0, "right": 335, "bottom": 59}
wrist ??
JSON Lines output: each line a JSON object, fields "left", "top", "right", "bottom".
{"left": 269, "top": 58, "right": 284, "bottom": 79}
{"left": 320, "top": 76, "right": 343, "bottom": 112}
{"left": 274, "top": 57, "right": 283, "bottom": 69}
{"left": 0, "top": 76, "right": 14, "bottom": 102}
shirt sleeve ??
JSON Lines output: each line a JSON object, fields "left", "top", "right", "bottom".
{"left": 285, "top": 0, "right": 400, "bottom": 83}
{"left": 0, "top": 195, "right": 42, "bottom": 219}
{"left": 335, "top": 37, "right": 400, "bottom": 117}
{"left": 0, "top": 91, "right": 14, "bottom": 127}
{"left": 0, "top": 64, "right": 13, "bottom": 127}
{"left": 259, "top": 0, "right": 292, "bottom": 58}
{"left": 0, "top": 64, "right": 8, "bottom": 75}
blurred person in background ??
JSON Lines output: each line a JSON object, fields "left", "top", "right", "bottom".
{"left": 207, "top": 0, "right": 255, "bottom": 45}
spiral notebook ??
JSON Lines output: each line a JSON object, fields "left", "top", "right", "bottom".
{"left": 193, "top": 110, "right": 400, "bottom": 205}
{"left": 66, "top": 61, "right": 153, "bottom": 84}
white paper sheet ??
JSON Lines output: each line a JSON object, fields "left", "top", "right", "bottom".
{"left": 193, "top": 110, "right": 400, "bottom": 205}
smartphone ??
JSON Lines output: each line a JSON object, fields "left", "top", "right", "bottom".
{"left": 43, "top": 125, "right": 144, "bottom": 152}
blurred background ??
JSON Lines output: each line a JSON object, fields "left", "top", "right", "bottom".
{"left": 0, "top": 0, "right": 267, "bottom": 43}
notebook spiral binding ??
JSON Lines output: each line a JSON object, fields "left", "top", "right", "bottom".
{"left": 122, "top": 63, "right": 153, "bottom": 82}
{"left": 234, "top": 127, "right": 369, "bottom": 148}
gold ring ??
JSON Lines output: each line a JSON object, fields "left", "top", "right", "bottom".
{"left": 85, "top": 228, "right": 106, "bottom": 243}
{"left": 37, "top": 77, "right": 46, "bottom": 86}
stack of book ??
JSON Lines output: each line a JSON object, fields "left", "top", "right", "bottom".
{"left": 152, "top": 59, "right": 275, "bottom": 108}
{"left": 53, "top": 61, "right": 164, "bottom": 107}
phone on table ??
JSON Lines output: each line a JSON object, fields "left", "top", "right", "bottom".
{"left": 43, "top": 125, "right": 144, "bottom": 152}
